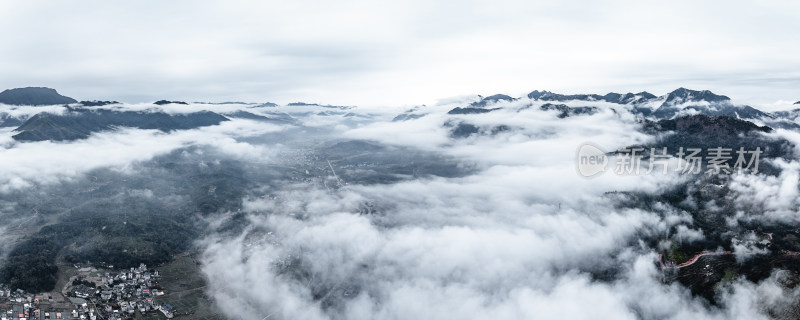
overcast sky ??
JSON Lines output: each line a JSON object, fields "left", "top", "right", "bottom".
{"left": 1, "top": 0, "right": 799, "bottom": 108}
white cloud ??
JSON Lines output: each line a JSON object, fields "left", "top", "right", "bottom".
{"left": 728, "top": 158, "right": 800, "bottom": 223}
{"left": 191, "top": 95, "right": 800, "bottom": 319}
{"left": 0, "top": 85, "right": 794, "bottom": 320}
{"left": 0, "top": 118, "right": 287, "bottom": 193}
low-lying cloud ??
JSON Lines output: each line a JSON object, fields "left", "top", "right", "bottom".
{"left": 1, "top": 96, "right": 797, "bottom": 319}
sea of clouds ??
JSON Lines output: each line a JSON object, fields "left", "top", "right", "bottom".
{"left": 2, "top": 96, "right": 800, "bottom": 319}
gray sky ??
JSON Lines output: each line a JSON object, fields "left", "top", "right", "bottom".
{"left": 1, "top": 0, "right": 799, "bottom": 109}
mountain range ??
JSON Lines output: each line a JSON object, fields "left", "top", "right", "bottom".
{"left": 463, "top": 87, "right": 777, "bottom": 120}
{"left": 11, "top": 108, "right": 230, "bottom": 142}
{"left": 1, "top": 86, "right": 799, "bottom": 143}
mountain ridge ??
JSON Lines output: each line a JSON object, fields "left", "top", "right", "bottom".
{"left": 0, "top": 87, "right": 77, "bottom": 106}
{"left": 12, "top": 107, "right": 229, "bottom": 142}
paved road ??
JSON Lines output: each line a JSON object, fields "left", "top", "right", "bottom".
{"left": 676, "top": 251, "right": 732, "bottom": 268}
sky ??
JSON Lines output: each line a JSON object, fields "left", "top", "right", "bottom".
{"left": 1, "top": 0, "right": 800, "bottom": 109}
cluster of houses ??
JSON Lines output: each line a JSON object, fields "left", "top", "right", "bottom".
{"left": 1, "top": 263, "right": 177, "bottom": 319}
{"left": 0, "top": 287, "right": 68, "bottom": 320}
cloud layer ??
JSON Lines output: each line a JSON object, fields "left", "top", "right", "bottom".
{"left": 2, "top": 95, "right": 799, "bottom": 319}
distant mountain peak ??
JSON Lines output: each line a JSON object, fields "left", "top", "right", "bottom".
{"left": 608, "top": 91, "right": 657, "bottom": 104}
{"left": 527, "top": 90, "right": 553, "bottom": 100}
{"left": 527, "top": 89, "right": 656, "bottom": 105}
{"left": 633, "top": 91, "right": 657, "bottom": 100}
{"left": 154, "top": 100, "right": 188, "bottom": 105}
{"left": 662, "top": 88, "right": 730, "bottom": 105}
{"left": 470, "top": 94, "right": 514, "bottom": 107}
{"left": 80, "top": 100, "right": 119, "bottom": 107}
{"left": 794, "top": 101, "right": 800, "bottom": 105}
{"left": 0, "top": 87, "right": 77, "bottom": 106}
{"left": 448, "top": 107, "right": 500, "bottom": 115}
{"left": 287, "top": 102, "right": 352, "bottom": 110}
{"left": 538, "top": 103, "right": 598, "bottom": 118}
{"left": 482, "top": 94, "right": 513, "bottom": 101}
{"left": 288, "top": 102, "right": 319, "bottom": 106}
{"left": 646, "top": 88, "right": 754, "bottom": 119}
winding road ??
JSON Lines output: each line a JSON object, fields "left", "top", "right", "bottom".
{"left": 676, "top": 251, "right": 732, "bottom": 268}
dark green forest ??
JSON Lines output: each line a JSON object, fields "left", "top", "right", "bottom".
{"left": 0, "top": 147, "right": 250, "bottom": 292}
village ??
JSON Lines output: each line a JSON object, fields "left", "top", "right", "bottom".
{"left": 1, "top": 263, "right": 177, "bottom": 320}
